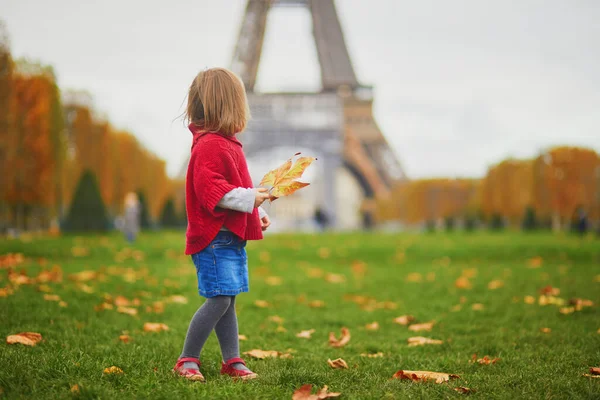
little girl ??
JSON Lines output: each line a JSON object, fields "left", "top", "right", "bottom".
{"left": 173, "top": 68, "right": 271, "bottom": 382}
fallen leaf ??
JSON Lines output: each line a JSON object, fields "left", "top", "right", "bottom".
{"left": 238, "top": 334, "right": 248, "bottom": 341}
{"left": 365, "top": 322, "right": 379, "bottom": 331}
{"left": 588, "top": 367, "right": 600, "bottom": 375}
{"left": 307, "top": 268, "right": 324, "bottom": 278}
{"left": 405, "top": 272, "right": 422, "bottom": 282}
{"left": 292, "top": 384, "right": 341, "bottom": 400}
{"left": 524, "top": 296, "right": 536, "bottom": 304}
{"left": 119, "top": 335, "right": 131, "bottom": 343}
{"left": 265, "top": 276, "right": 283, "bottom": 286}
{"left": 540, "top": 285, "right": 560, "bottom": 296}
{"left": 318, "top": 247, "right": 331, "bottom": 259}
{"left": 95, "top": 302, "right": 114, "bottom": 311}
{"left": 0, "top": 287, "right": 13, "bottom": 297}
{"left": 254, "top": 300, "right": 271, "bottom": 308}
{"left": 393, "top": 315, "right": 415, "bottom": 326}
{"left": 455, "top": 276, "right": 472, "bottom": 289}
{"left": 487, "top": 280, "right": 504, "bottom": 290}
{"left": 329, "top": 327, "right": 351, "bottom": 348}
{"left": 454, "top": 387, "right": 474, "bottom": 394}
{"left": 59, "top": 301, "right": 68, "bottom": 308}
{"left": 451, "top": 304, "right": 462, "bottom": 312}
{"left": 69, "top": 270, "right": 96, "bottom": 282}
{"left": 268, "top": 315, "right": 284, "bottom": 324}
{"left": 114, "top": 295, "right": 130, "bottom": 307}
{"left": 117, "top": 306, "right": 138, "bottom": 316}
{"left": 361, "top": 352, "right": 384, "bottom": 358}
{"left": 259, "top": 251, "right": 271, "bottom": 263}
{"left": 143, "top": 323, "right": 169, "bottom": 332}
{"left": 43, "top": 294, "right": 61, "bottom": 302}
{"left": 392, "top": 370, "right": 459, "bottom": 384}
{"left": 308, "top": 300, "right": 325, "bottom": 308}
{"left": 70, "top": 384, "right": 80, "bottom": 393}
{"left": 296, "top": 329, "right": 315, "bottom": 339}
{"left": 528, "top": 256, "right": 543, "bottom": 268}
{"left": 559, "top": 307, "right": 575, "bottom": 315}
{"left": 471, "top": 303, "right": 485, "bottom": 311}
{"left": 243, "top": 349, "right": 292, "bottom": 359}
{"left": 276, "top": 325, "right": 288, "bottom": 333}
{"left": 327, "top": 358, "right": 349, "bottom": 369}
{"left": 408, "top": 322, "right": 434, "bottom": 332}
{"left": 325, "top": 273, "right": 345, "bottom": 284}
{"left": 0, "top": 253, "right": 25, "bottom": 268}
{"left": 103, "top": 366, "right": 123, "bottom": 375}
{"left": 471, "top": 354, "right": 500, "bottom": 364}
{"left": 407, "top": 336, "right": 443, "bottom": 346}
{"left": 6, "top": 332, "right": 42, "bottom": 346}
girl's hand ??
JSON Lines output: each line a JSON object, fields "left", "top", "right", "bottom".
{"left": 254, "top": 188, "right": 270, "bottom": 208}
{"left": 261, "top": 215, "right": 271, "bottom": 231}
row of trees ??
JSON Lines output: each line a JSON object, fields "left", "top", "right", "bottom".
{"left": 376, "top": 146, "right": 600, "bottom": 231}
{"left": 0, "top": 23, "right": 185, "bottom": 231}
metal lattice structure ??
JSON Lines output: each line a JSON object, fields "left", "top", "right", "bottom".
{"left": 182, "top": 0, "right": 406, "bottom": 229}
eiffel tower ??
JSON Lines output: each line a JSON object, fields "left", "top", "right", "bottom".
{"left": 182, "top": 0, "right": 406, "bottom": 230}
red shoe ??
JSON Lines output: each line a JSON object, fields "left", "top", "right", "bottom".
{"left": 173, "top": 357, "right": 205, "bottom": 382}
{"left": 220, "top": 357, "right": 258, "bottom": 380}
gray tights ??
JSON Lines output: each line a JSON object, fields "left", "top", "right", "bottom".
{"left": 180, "top": 296, "right": 246, "bottom": 369}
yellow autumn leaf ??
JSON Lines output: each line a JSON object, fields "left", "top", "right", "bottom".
{"left": 103, "top": 366, "right": 123, "bottom": 375}
{"left": 407, "top": 336, "right": 443, "bottom": 346}
{"left": 329, "top": 327, "right": 351, "bottom": 348}
{"left": 327, "top": 358, "right": 349, "bottom": 369}
{"left": 270, "top": 181, "right": 310, "bottom": 199}
{"left": 143, "top": 323, "right": 169, "bottom": 332}
{"left": 254, "top": 300, "right": 271, "bottom": 308}
{"left": 260, "top": 153, "right": 316, "bottom": 201}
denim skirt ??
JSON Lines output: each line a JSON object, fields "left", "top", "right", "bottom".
{"left": 191, "top": 231, "right": 249, "bottom": 298}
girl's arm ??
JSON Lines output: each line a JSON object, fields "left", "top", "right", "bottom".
{"left": 217, "top": 188, "right": 269, "bottom": 214}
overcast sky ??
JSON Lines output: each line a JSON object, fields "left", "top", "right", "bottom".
{"left": 4, "top": 0, "right": 600, "bottom": 178}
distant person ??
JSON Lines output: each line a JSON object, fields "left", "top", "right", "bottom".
{"left": 314, "top": 207, "right": 329, "bottom": 231}
{"left": 123, "top": 192, "right": 140, "bottom": 243}
{"left": 173, "top": 67, "right": 271, "bottom": 382}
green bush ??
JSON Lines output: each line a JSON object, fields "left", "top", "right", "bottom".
{"left": 159, "top": 198, "right": 180, "bottom": 228}
{"left": 522, "top": 206, "right": 537, "bottom": 231}
{"left": 136, "top": 191, "right": 151, "bottom": 229}
{"left": 63, "top": 170, "right": 108, "bottom": 231}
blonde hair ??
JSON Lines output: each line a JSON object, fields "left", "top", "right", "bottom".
{"left": 186, "top": 68, "right": 250, "bottom": 136}
{"left": 124, "top": 192, "right": 138, "bottom": 208}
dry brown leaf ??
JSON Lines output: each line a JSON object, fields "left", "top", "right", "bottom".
{"left": 103, "top": 366, "right": 123, "bottom": 375}
{"left": 309, "top": 300, "right": 325, "bottom": 308}
{"left": 361, "top": 352, "right": 384, "bottom": 358}
{"left": 365, "top": 322, "right": 379, "bottom": 331}
{"left": 559, "top": 307, "right": 575, "bottom": 315}
{"left": 392, "top": 370, "right": 459, "bottom": 384}
{"left": 70, "top": 384, "right": 80, "bottom": 393}
{"left": 168, "top": 295, "right": 188, "bottom": 304}
{"left": 487, "top": 280, "right": 504, "bottom": 290}
{"left": 238, "top": 334, "right": 248, "bottom": 341}
{"left": 325, "top": 273, "right": 345, "bottom": 284}
{"left": 0, "top": 253, "right": 25, "bottom": 268}
{"left": 243, "top": 349, "right": 291, "bottom": 359}
{"left": 0, "top": 287, "right": 13, "bottom": 297}
{"left": 393, "top": 315, "right": 415, "bottom": 326}
{"left": 471, "top": 354, "right": 500, "bottom": 365}
{"left": 524, "top": 296, "right": 536, "bottom": 304}
{"left": 114, "top": 295, "right": 130, "bottom": 307}
{"left": 588, "top": 367, "right": 600, "bottom": 375}
{"left": 329, "top": 327, "right": 351, "bottom": 348}
{"left": 6, "top": 332, "right": 42, "bottom": 346}
{"left": 292, "top": 384, "right": 341, "bottom": 400}
{"left": 69, "top": 270, "right": 96, "bottom": 282}
{"left": 327, "top": 358, "right": 349, "bottom": 369}
{"left": 268, "top": 315, "right": 284, "bottom": 324}
{"left": 454, "top": 276, "right": 472, "bottom": 289}
{"left": 407, "top": 336, "right": 443, "bottom": 346}
{"left": 296, "top": 329, "right": 315, "bottom": 339}
{"left": 254, "top": 300, "right": 271, "bottom": 308}
{"left": 43, "top": 294, "right": 61, "bottom": 302}
{"left": 405, "top": 272, "right": 422, "bottom": 282}
{"left": 408, "top": 322, "right": 434, "bottom": 332}
{"left": 95, "top": 302, "right": 114, "bottom": 311}
{"left": 540, "top": 327, "right": 551, "bottom": 333}
{"left": 265, "top": 276, "right": 283, "bottom": 286}
{"left": 454, "top": 387, "right": 474, "bottom": 394}
{"left": 119, "top": 334, "right": 131, "bottom": 343}
{"left": 528, "top": 256, "right": 543, "bottom": 268}
{"left": 540, "top": 285, "right": 560, "bottom": 296}
{"left": 143, "top": 323, "right": 169, "bottom": 332}
{"left": 117, "top": 306, "right": 138, "bottom": 316}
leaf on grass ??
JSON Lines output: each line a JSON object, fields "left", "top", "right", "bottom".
{"left": 405, "top": 272, "right": 422, "bottom": 283}
{"left": 95, "top": 302, "right": 114, "bottom": 311}
{"left": 408, "top": 322, "right": 434, "bottom": 332}
{"left": 117, "top": 306, "right": 138, "bottom": 316}
{"left": 0, "top": 287, "right": 13, "bottom": 297}
{"left": 265, "top": 276, "right": 283, "bottom": 286}
{"left": 168, "top": 295, "right": 188, "bottom": 304}
{"left": 243, "top": 349, "right": 292, "bottom": 359}
{"left": 318, "top": 247, "right": 331, "bottom": 259}
{"left": 524, "top": 296, "right": 536, "bottom": 304}
{"left": 103, "top": 366, "right": 123, "bottom": 375}
{"left": 69, "top": 270, "right": 97, "bottom": 282}
{"left": 527, "top": 256, "right": 543, "bottom": 268}
{"left": 143, "top": 323, "right": 169, "bottom": 332}
{"left": 254, "top": 300, "right": 271, "bottom": 308}
{"left": 471, "top": 303, "right": 485, "bottom": 311}
{"left": 43, "top": 294, "right": 61, "bottom": 302}
{"left": 393, "top": 370, "right": 459, "bottom": 384}
{"left": 260, "top": 153, "right": 316, "bottom": 201}
{"left": 329, "top": 327, "right": 351, "bottom": 348}
{"left": 276, "top": 325, "right": 288, "bottom": 333}
{"left": 365, "top": 322, "right": 379, "bottom": 331}
{"left": 407, "top": 336, "right": 443, "bottom": 347}
{"left": 114, "top": 295, "right": 130, "bottom": 307}
{"left": 540, "top": 327, "right": 551, "bottom": 333}
{"left": 296, "top": 329, "right": 315, "bottom": 339}
{"left": 119, "top": 335, "right": 131, "bottom": 343}
{"left": 487, "top": 280, "right": 504, "bottom": 290}
{"left": 540, "top": 285, "right": 560, "bottom": 296}
{"left": 327, "top": 358, "right": 349, "bottom": 369}
{"left": 454, "top": 387, "right": 474, "bottom": 394}
{"left": 559, "top": 307, "right": 575, "bottom": 315}
{"left": 238, "top": 334, "right": 248, "bottom": 341}
{"left": 454, "top": 277, "right": 472, "bottom": 289}
{"left": 325, "top": 273, "right": 346, "bottom": 284}
{"left": 70, "top": 384, "right": 80, "bottom": 393}
{"left": 292, "top": 384, "right": 341, "bottom": 400}
{"left": 308, "top": 300, "right": 325, "bottom": 308}
{"left": 471, "top": 354, "right": 500, "bottom": 364}
{"left": 6, "top": 332, "right": 42, "bottom": 346}
{"left": 393, "top": 315, "right": 415, "bottom": 326}
{"left": 583, "top": 367, "right": 600, "bottom": 378}
{"left": 268, "top": 315, "right": 284, "bottom": 324}
{"left": 361, "top": 352, "right": 384, "bottom": 358}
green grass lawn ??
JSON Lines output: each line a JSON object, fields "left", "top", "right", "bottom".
{"left": 1, "top": 231, "right": 599, "bottom": 399}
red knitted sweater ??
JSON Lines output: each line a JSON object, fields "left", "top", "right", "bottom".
{"left": 185, "top": 125, "right": 263, "bottom": 255}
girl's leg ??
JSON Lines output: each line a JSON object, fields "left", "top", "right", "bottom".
{"left": 180, "top": 296, "right": 232, "bottom": 368}
{"left": 214, "top": 296, "right": 252, "bottom": 372}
